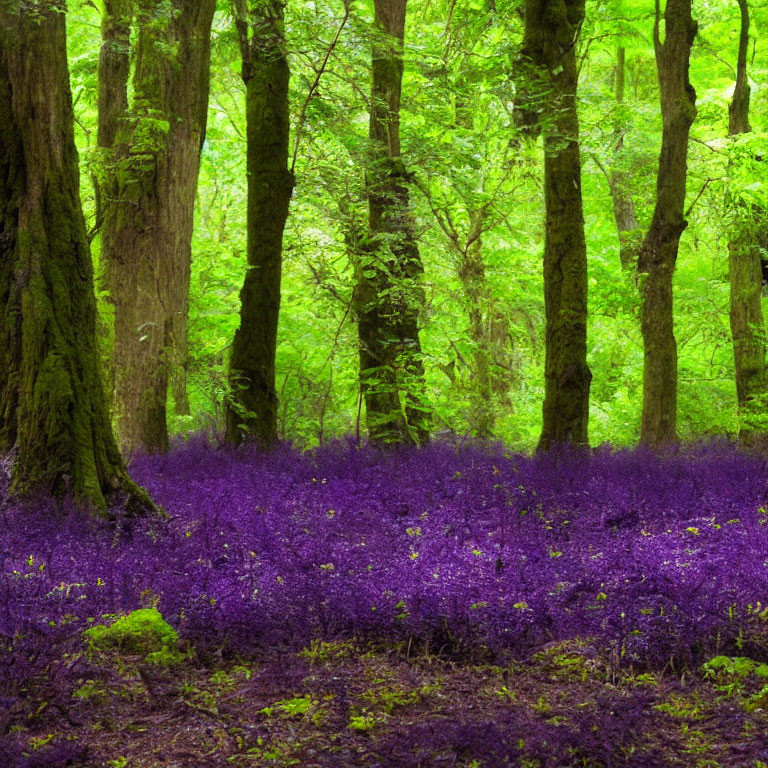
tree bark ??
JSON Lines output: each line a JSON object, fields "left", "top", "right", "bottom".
{"left": 225, "top": 0, "right": 294, "bottom": 446}
{"left": 727, "top": 0, "right": 767, "bottom": 443}
{"left": 171, "top": 310, "right": 191, "bottom": 416}
{"left": 356, "top": 0, "right": 429, "bottom": 445}
{"left": 101, "top": 0, "right": 214, "bottom": 455}
{"left": 637, "top": 0, "right": 697, "bottom": 446}
{"left": 521, "top": 0, "right": 592, "bottom": 451}
{"left": 0, "top": 3, "right": 153, "bottom": 513}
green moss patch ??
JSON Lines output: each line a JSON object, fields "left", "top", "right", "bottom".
{"left": 84, "top": 608, "right": 182, "bottom": 664}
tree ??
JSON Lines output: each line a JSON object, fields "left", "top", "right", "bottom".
{"left": 727, "top": 0, "right": 768, "bottom": 443}
{"left": 101, "top": 0, "right": 215, "bottom": 454}
{"left": 0, "top": 1, "right": 152, "bottom": 513}
{"left": 607, "top": 45, "right": 641, "bottom": 272}
{"left": 355, "top": 0, "right": 429, "bottom": 445}
{"left": 225, "top": 0, "right": 294, "bottom": 446}
{"left": 520, "top": 0, "right": 591, "bottom": 450}
{"left": 637, "top": 0, "right": 697, "bottom": 446}
{"left": 93, "top": 0, "right": 133, "bottom": 410}
{"left": 95, "top": 0, "right": 133, "bottom": 234}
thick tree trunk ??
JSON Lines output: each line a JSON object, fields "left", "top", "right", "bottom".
{"left": 356, "top": 0, "right": 429, "bottom": 445}
{"left": 0, "top": 4, "right": 153, "bottom": 514}
{"left": 637, "top": 0, "right": 697, "bottom": 446}
{"left": 522, "top": 0, "right": 591, "bottom": 451}
{"left": 101, "top": 0, "right": 214, "bottom": 455}
{"left": 225, "top": 0, "right": 294, "bottom": 446}
{"left": 608, "top": 46, "right": 640, "bottom": 271}
{"left": 727, "top": 0, "right": 767, "bottom": 443}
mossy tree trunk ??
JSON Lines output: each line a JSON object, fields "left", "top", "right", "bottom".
{"left": 637, "top": 0, "right": 697, "bottom": 447}
{"left": 0, "top": 2, "right": 153, "bottom": 514}
{"left": 521, "top": 0, "right": 591, "bottom": 451}
{"left": 356, "top": 0, "right": 429, "bottom": 446}
{"left": 727, "top": 0, "right": 768, "bottom": 443}
{"left": 225, "top": 0, "right": 294, "bottom": 446}
{"left": 101, "top": 0, "right": 214, "bottom": 455}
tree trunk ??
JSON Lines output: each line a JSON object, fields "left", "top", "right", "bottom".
{"left": 451, "top": 84, "right": 499, "bottom": 440}
{"left": 608, "top": 46, "right": 640, "bottom": 271}
{"left": 727, "top": 0, "right": 767, "bottom": 443}
{"left": 456, "top": 208, "right": 496, "bottom": 439}
{"left": 225, "top": 0, "right": 294, "bottom": 446}
{"left": 0, "top": 3, "right": 153, "bottom": 514}
{"left": 94, "top": 0, "right": 134, "bottom": 414}
{"left": 356, "top": 0, "right": 429, "bottom": 446}
{"left": 101, "top": 0, "right": 214, "bottom": 455}
{"left": 637, "top": 0, "right": 697, "bottom": 446}
{"left": 522, "top": 0, "right": 592, "bottom": 451}
{"left": 95, "top": 0, "right": 133, "bottom": 232}
{"left": 728, "top": 0, "right": 751, "bottom": 137}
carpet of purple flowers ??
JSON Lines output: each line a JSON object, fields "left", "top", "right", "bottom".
{"left": 3, "top": 439, "right": 768, "bottom": 766}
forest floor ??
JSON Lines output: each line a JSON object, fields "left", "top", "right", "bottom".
{"left": 10, "top": 636, "right": 768, "bottom": 767}
{"left": 4, "top": 440, "right": 768, "bottom": 767}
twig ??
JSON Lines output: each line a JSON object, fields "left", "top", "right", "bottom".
{"left": 685, "top": 177, "right": 714, "bottom": 218}
{"left": 691, "top": 137, "right": 725, "bottom": 155}
{"left": 290, "top": 0, "right": 351, "bottom": 174}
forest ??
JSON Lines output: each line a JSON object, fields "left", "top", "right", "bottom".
{"left": 2, "top": 0, "right": 768, "bottom": 765}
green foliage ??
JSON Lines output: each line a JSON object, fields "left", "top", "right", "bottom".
{"left": 299, "top": 639, "right": 355, "bottom": 663}
{"left": 64, "top": 0, "right": 768, "bottom": 448}
{"left": 702, "top": 655, "right": 768, "bottom": 708}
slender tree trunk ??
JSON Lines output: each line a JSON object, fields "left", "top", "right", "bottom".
{"left": 225, "top": 0, "right": 294, "bottom": 446}
{"left": 451, "top": 85, "right": 498, "bottom": 439}
{"left": 728, "top": 0, "right": 751, "bottom": 138}
{"left": 94, "top": 0, "right": 134, "bottom": 413}
{"left": 96, "top": 0, "right": 133, "bottom": 232}
{"left": 0, "top": 3, "right": 153, "bottom": 513}
{"left": 637, "top": 0, "right": 697, "bottom": 446}
{"left": 608, "top": 46, "right": 640, "bottom": 271}
{"left": 727, "top": 0, "right": 767, "bottom": 443}
{"left": 522, "top": 0, "right": 591, "bottom": 451}
{"left": 101, "top": 0, "right": 214, "bottom": 455}
{"left": 356, "top": 0, "right": 429, "bottom": 445}
{"left": 456, "top": 208, "right": 495, "bottom": 439}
